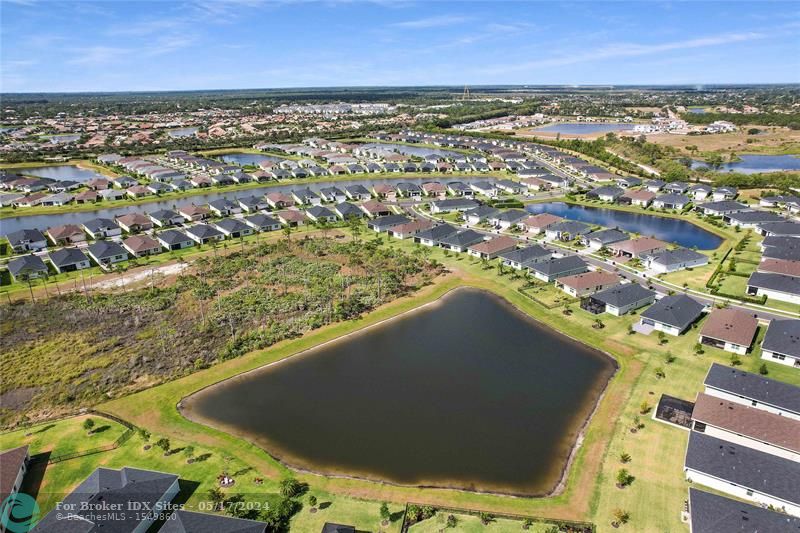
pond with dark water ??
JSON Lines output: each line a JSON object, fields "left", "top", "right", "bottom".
{"left": 182, "top": 288, "right": 616, "bottom": 496}
{"left": 525, "top": 202, "right": 722, "bottom": 250}
{"left": 690, "top": 154, "right": 800, "bottom": 174}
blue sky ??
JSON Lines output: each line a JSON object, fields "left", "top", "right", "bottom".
{"left": 1, "top": 1, "right": 798, "bottom": 92}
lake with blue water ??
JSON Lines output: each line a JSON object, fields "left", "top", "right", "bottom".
{"left": 526, "top": 202, "right": 722, "bottom": 250}
{"left": 691, "top": 154, "right": 800, "bottom": 174}
{"left": 218, "top": 153, "right": 286, "bottom": 166}
{"left": 167, "top": 127, "right": 199, "bottom": 138}
{"left": 20, "top": 165, "right": 108, "bottom": 183}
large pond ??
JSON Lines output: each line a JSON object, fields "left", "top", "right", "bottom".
{"left": 525, "top": 202, "right": 722, "bottom": 250}
{"left": 532, "top": 123, "right": 636, "bottom": 135}
{"left": 360, "top": 142, "right": 464, "bottom": 158}
{"left": 0, "top": 176, "right": 485, "bottom": 235}
{"left": 19, "top": 165, "right": 108, "bottom": 183}
{"left": 690, "top": 154, "right": 800, "bottom": 174}
{"left": 167, "top": 127, "right": 199, "bottom": 138}
{"left": 218, "top": 153, "right": 286, "bottom": 166}
{"left": 182, "top": 288, "right": 616, "bottom": 495}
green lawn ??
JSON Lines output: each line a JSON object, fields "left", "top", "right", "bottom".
{"left": 409, "top": 512, "right": 562, "bottom": 532}
{"left": 0, "top": 414, "right": 128, "bottom": 459}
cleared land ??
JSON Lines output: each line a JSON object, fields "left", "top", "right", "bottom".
{"left": 645, "top": 126, "right": 800, "bottom": 155}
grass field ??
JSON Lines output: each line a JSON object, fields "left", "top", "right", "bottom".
{"left": 0, "top": 414, "right": 128, "bottom": 459}
{"left": 645, "top": 126, "right": 800, "bottom": 155}
{"left": 2, "top": 228, "right": 799, "bottom": 532}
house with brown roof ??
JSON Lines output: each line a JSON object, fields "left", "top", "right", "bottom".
{"left": 123, "top": 235, "right": 162, "bottom": 257}
{"left": 556, "top": 271, "right": 621, "bottom": 297}
{"left": 265, "top": 192, "right": 294, "bottom": 209}
{"left": 275, "top": 209, "right": 306, "bottom": 227}
{"left": 388, "top": 218, "right": 434, "bottom": 239}
{"left": 608, "top": 237, "right": 669, "bottom": 259}
{"left": 86, "top": 177, "right": 110, "bottom": 190}
{"left": 179, "top": 205, "right": 211, "bottom": 222}
{"left": 421, "top": 181, "right": 447, "bottom": 198}
{"left": 758, "top": 258, "right": 800, "bottom": 278}
{"left": 359, "top": 200, "right": 392, "bottom": 218}
{"left": 517, "top": 213, "right": 563, "bottom": 234}
{"left": 46, "top": 224, "right": 86, "bottom": 245}
{"left": 699, "top": 308, "right": 759, "bottom": 355}
{"left": 620, "top": 189, "right": 656, "bottom": 207}
{"left": 74, "top": 190, "right": 99, "bottom": 204}
{"left": 467, "top": 235, "right": 517, "bottom": 260}
{"left": 520, "top": 177, "right": 551, "bottom": 191}
{"left": 691, "top": 392, "right": 800, "bottom": 462}
{"left": 126, "top": 185, "right": 152, "bottom": 198}
{"left": 116, "top": 213, "right": 153, "bottom": 233}
{"left": 0, "top": 445, "right": 29, "bottom": 507}
{"left": 371, "top": 183, "right": 397, "bottom": 201}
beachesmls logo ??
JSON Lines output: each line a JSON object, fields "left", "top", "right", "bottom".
{"left": 0, "top": 493, "right": 39, "bottom": 533}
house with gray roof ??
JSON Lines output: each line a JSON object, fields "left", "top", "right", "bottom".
{"left": 161, "top": 510, "right": 266, "bottom": 532}
{"left": 684, "top": 432, "right": 800, "bottom": 517}
{"left": 583, "top": 283, "right": 656, "bottom": 316}
{"left": 544, "top": 220, "right": 593, "bottom": 241}
{"left": 664, "top": 181, "right": 689, "bottom": 193}
{"left": 305, "top": 205, "right": 338, "bottom": 223}
{"left": 87, "top": 240, "right": 128, "bottom": 265}
{"left": 642, "top": 248, "right": 709, "bottom": 273}
{"left": 185, "top": 224, "right": 224, "bottom": 245}
{"left": 157, "top": 229, "right": 194, "bottom": 251}
{"left": 490, "top": 209, "right": 528, "bottom": 229}
{"left": 587, "top": 185, "right": 624, "bottom": 202}
{"left": 747, "top": 272, "right": 800, "bottom": 305}
{"left": 438, "top": 229, "right": 486, "bottom": 252}
{"left": 725, "top": 210, "right": 785, "bottom": 228}
{"left": 82, "top": 218, "right": 122, "bottom": 239}
{"left": 208, "top": 199, "right": 241, "bottom": 217}
{"left": 367, "top": 214, "right": 410, "bottom": 233}
{"left": 237, "top": 195, "right": 268, "bottom": 212}
{"left": 319, "top": 187, "right": 346, "bottom": 203}
{"left": 757, "top": 221, "right": 800, "bottom": 237}
{"left": 344, "top": 184, "right": 371, "bottom": 201}
{"left": 761, "top": 319, "right": 800, "bottom": 368}
{"left": 6, "top": 229, "right": 47, "bottom": 252}
{"left": 713, "top": 186, "right": 738, "bottom": 201}
{"left": 688, "top": 488, "right": 800, "bottom": 533}
{"left": 414, "top": 224, "right": 458, "bottom": 246}
{"left": 644, "top": 179, "right": 665, "bottom": 192}
{"left": 243, "top": 214, "right": 281, "bottom": 232}
{"left": 48, "top": 247, "right": 90, "bottom": 273}
{"left": 688, "top": 184, "right": 713, "bottom": 200}
{"left": 333, "top": 202, "right": 364, "bottom": 220}
{"left": 463, "top": 205, "right": 500, "bottom": 225}
{"left": 33, "top": 467, "right": 179, "bottom": 532}
{"left": 430, "top": 198, "right": 479, "bottom": 214}
{"left": 214, "top": 218, "right": 254, "bottom": 238}
{"left": 529, "top": 255, "right": 588, "bottom": 282}
{"left": 639, "top": 294, "right": 705, "bottom": 336}
{"left": 762, "top": 244, "right": 800, "bottom": 262}
{"left": 616, "top": 176, "right": 642, "bottom": 188}
{"left": 7, "top": 254, "right": 48, "bottom": 280}
{"left": 148, "top": 209, "right": 183, "bottom": 227}
{"left": 704, "top": 362, "right": 800, "bottom": 420}
{"left": 321, "top": 523, "right": 356, "bottom": 533}
{"left": 653, "top": 193, "right": 691, "bottom": 210}
{"left": 697, "top": 200, "right": 749, "bottom": 216}
{"left": 447, "top": 181, "right": 474, "bottom": 197}
{"left": 498, "top": 245, "right": 551, "bottom": 270}
{"left": 581, "top": 228, "right": 628, "bottom": 251}
{"left": 396, "top": 182, "right": 422, "bottom": 198}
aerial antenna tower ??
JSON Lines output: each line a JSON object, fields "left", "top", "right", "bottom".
{"left": 462, "top": 85, "right": 470, "bottom": 100}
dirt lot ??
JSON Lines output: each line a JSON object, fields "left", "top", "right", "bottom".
{"left": 645, "top": 126, "right": 800, "bottom": 155}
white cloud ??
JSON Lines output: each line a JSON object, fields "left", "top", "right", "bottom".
{"left": 392, "top": 15, "right": 471, "bottom": 29}
{"left": 67, "top": 46, "right": 129, "bottom": 66}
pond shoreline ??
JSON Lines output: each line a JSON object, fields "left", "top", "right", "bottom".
{"left": 179, "top": 285, "right": 618, "bottom": 499}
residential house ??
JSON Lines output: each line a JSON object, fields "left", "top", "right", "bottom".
{"left": 639, "top": 294, "right": 705, "bottom": 336}
{"left": 214, "top": 218, "right": 254, "bottom": 239}
{"left": 530, "top": 255, "right": 589, "bottom": 282}
{"left": 581, "top": 283, "right": 656, "bottom": 316}
{"left": 388, "top": 218, "right": 435, "bottom": 239}
{"left": 758, "top": 258, "right": 800, "bottom": 278}
{"left": 292, "top": 188, "right": 322, "bottom": 206}
{"left": 556, "top": 271, "right": 621, "bottom": 297}
{"left": 620, "top": 189, "right": 655, "bottom": 207}
{"left": 491, "top": 209, "right": 528, "bottom": 230}
{"left": 33, "top": 467, "right": 180, "bottom": 532}
{"left": 690, "top": 393, "right": 800, "bottom": 462}
{"left": 429, "top": 198, "right": 479, "bottom": 214}
{"left": 367, "top": 214, "right": 410, "bottom": 233}
{"left": 761, "top": 319, "right": 800, "bottom": 368}
{"left": 333, "top": 202, "right": 364, "bottom": 220}
{"left": 713, "top": 186, "right": 738, "bottom": 201}
{"left": 237, "top": 195, "right": 268, "bottom": 212}
{"left": 688, "top": 184, "right": 713, "bottom": 201}
{"left": 7, "top": 255, "right": 48, "bottom": 280}
{"left": 48, "top": 248, "right": 90, "bottom": 273}
{"left": 185, "top": 224, "right": 225, "bottom": 245}
{"left": 517, "top": 213, "right": 562, "bottom": 234}
{"left": 82, "top": 218, "right": 122, "bottom": 239}
{"left": 148, "top": 209, "right": 183, "bottom": 228}
{"left": 46, "top": 224, "right": 86, "bottom": 246}
{"left": 179, "top": 205, "right": 211, "bottom": 222}
{"left": 464, "top": 206, "right": 500, "bottom": 225}
{"left": 115, "top": 213, "right": 153, "bottom": 233}
{"left": 359, "top": 200, "right": 392, "bottom": 218}
{"left": 126, "top": 185, "right": 152, "bottom": 199}
{"left": 544, "top": 220, "right": 592, "bottom": 241}
{"left": 699, "top": 308, "right": 759, "bottom": 355}
{"left": 747, "top": 271, "right": 800, "bottom": 304}
{"left": 438, "top": 229, "right": 486, "bottom": 252}
{"left": 470, "top": 181, "right": 498, "bottom": 197}
{"left": 243, "top": 214, "right": 281, "bottom": 232}
{"left": 581, "top": 228, "right": 628, "bottom": 251}
{"left": 0, "top": 446, "right": 29, "bottom": 515}
{"left": 7, "top": 229, "right": 47, "bottom": 252}
{"left": 725, "top": 210, "right": 785, "bottom": 228}
{"left": 74, "top": 190, "right": 99, "bottom": 204}
{"left": 684, "top": 432, "right": 800, "bottom": 517}
{"left": 587, "top": 185, "right": 624, "bottom": 202}
{"left": 87, "top": 240, "right": 128, "bottom": 265}
{"left": 344, "top": 184, "right": 372, "bottom": 201}
{"left": 318, "top": 187, "right": 346, "bottom": 203}
{"left": 123, "top": 235, "right": 162, "bottom": 257}
{"left": 664, "top": 181, "right": 689, "bottom": 193}
{"left": 757, "top": 221, "right": 800, "bottom": 238}
{"left": 447, "top": 181, "right": 474, "bottom": 197}
{"left": 208, "top": 199, "right": 242, "bottom": 217}
{"left": 396, "top": 182, "right": 422, "bottom": 198}
{"left": 498, "top": 245, "right": 551, "bottom": 270}
{"left": 264, "top": 192, "right": 294, "bottom": 209}
{"left": 99, "top": 189, "right": 125, "bottom": 201}
{"left": 421, "top": 182, "right": 447, "bottom": 198}
{"left": 608, "top": 237, "right": 668, "bottom": 259}
{"left": 305, "top": 206, "right": 338, "bottom": 224}
{"left": 468, "top": 235, "right": 517, "bottom": 260}
{"left": 275, "top": 209, "right": 306, "bottom": 227}
{"left": 697, "top": 200, "right": 749, "bottom": 217}
{"left": 616, "top": 177, "right": 642, "bottom": 188}
{"left": 654, "top": 193, "right": 691, "bottom": 210}
{"left": 495, "top": 179, "right": 523, "bottom": 194}
{"left": 40, "top": 192, "right": 73, "bottom": 206}
{"left": 642, "top": 248, "right": 709, "bottom": 273}
{"left": 414, "top": 224, "right": 458, "bottom": 247}
{"left": 159, "top": 509, "right": 267, "bottom": 533}
{"left": 687, "top": 488, "right": 800, "bottom": 533}
{"left": 703, "top": 362, "right": 800, "bottom": 420}
{"left": 157, "top": 229, "right": 194, "bottom": 251}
